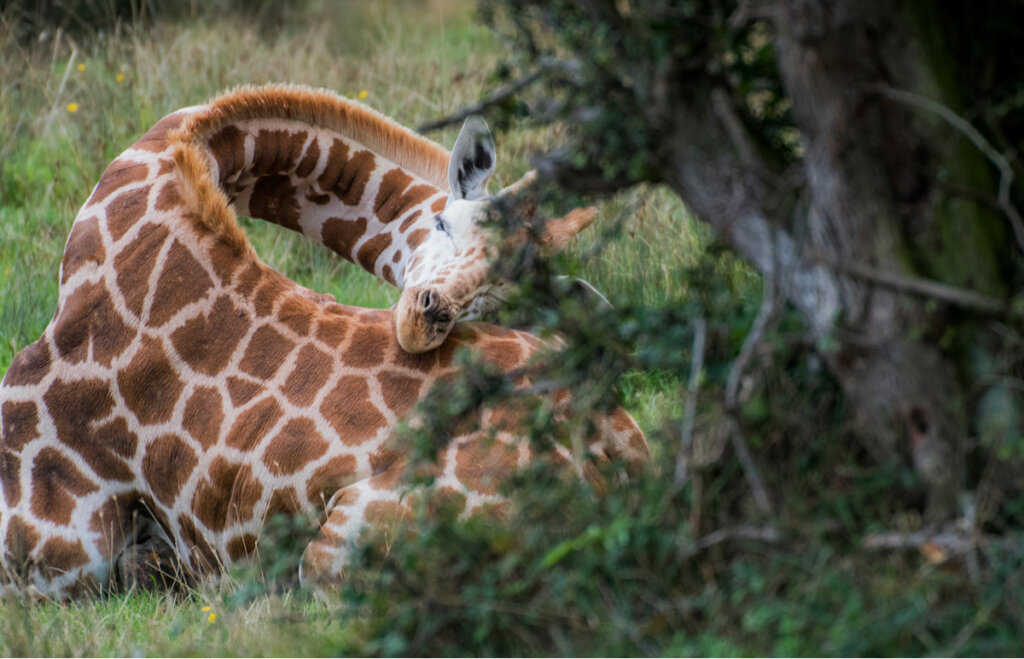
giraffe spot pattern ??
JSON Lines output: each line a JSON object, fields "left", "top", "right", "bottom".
{"left": 355, "top": 233, "right": 392, "bottom": 272}
{"left": 226, "top": 376, "right": 264, "bottom": 407}
{"left": 5, "top": 514, "right": 40, "bottom": 567}
{"left": 118, "top": 335, "right": 185, "bottom": 426}
{"left": 340, "top": 324, "right": 389, "bottom": 370}
{"left": 320, "top": 376, "right": 388, "bottom": 446}
{"left": 277, "top": 295, "right": 314, "bottom": 336}
{"left": 170, "top": 295, "right": 250, "bottom": 375}
{"left": 143, "top": 433, "right": 199, "bottom": 505}
{"left": 61, "top": 217, "right": 106, "bottom": 284}
{"left": 2, "top": 340, "right": 51, "bottom": 386}
{"left": 314, "top": 314, "right": 349, "bottom": 348}
{"left": 249, "top": 174, "right": 302, "bottom": 232}
{"left": 148, "top": 240, "right": 214, "bottom": 327}
{"left": 377, "top": 371, "right": 423, "bottom": 412}
{"left": 43, "top": 378, "right": 138, "bottom": 481}
{"left": 295, "top": 137, "right": 321, "bottom": 178}
{"left": 321, "top": 216, "right": 368, "bottom": 261}
{"left": 454, "top": 438, "right": 520, "bottom": 496}
{"left": 1, "top": 401, "right": 40, "bottom": 452}
{"left": 208, "top": 125, "right": 246, "bottom": 181}
{"left": 226, "top": 533, "right": 258, "bottom": 561}
{"left": 263, "top": 417, "right": 328, "bottom": 476}
{"left": 154, "top": 177, "right": 183, "bottom": 212}
{"left": 283, "top": 344, "right": 334, "bottom": 407}
{"left": 225, "top": 396, "right": 283, "bottom": 451}
{"left": 183, "top": 386, "right": 225, "bottom": 449}
{"left": 136, "top": 112, "right": 187, "bottom": 152}
{"left": 191, "top": 458, "right": 263, "bottom": 532}
{"left": 239, "top": 325, "right": 296, "bottom": 380}
{"left": 30, "top": 447, "right": 99, "bottom": 525}
{"left": 318, "top": 139, "right": 375, "bottom": 206}
{"left": 53, "top": 281, "right": 137, "bottom": 367}
{"left": 373, "top": 168, "right": 434, "bottom": 224}
{"left": 87, "top": 162, "right": 149, "bottom": 207}
{"left": 115, "top": 223, "right": 170, "bottom": 317}
{"left": 306, "top": 455, "right": 357, "bottom": 506}
{"left": 106, "top": 183, "right": 153, "bottom": 241}
{"left": 39, "top": 537, "right": 90, "bottom": 576}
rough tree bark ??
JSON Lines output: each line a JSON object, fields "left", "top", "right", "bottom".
{"left": 526, "top": 0, "right": 1020, "bottom": 519}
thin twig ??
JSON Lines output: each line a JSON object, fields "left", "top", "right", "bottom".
{"left": 874, "top": 84, "right": 1024, "bottom": 258}
{"left": 808, "top": 249, "right": 1011, "bottom": 316}
{"left": 724, "top": 273, "right": 776, "bottom": 515}
{"left": 683, "top": 524, "right": 782, "bottom": 558}
{"left": 675, "top": 317, "right": 707, "bottom": 485}
{"left": 417, "top": 61, "right": 558, "bottom": 133}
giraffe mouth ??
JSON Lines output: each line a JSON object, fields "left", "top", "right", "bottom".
{"left": 393, "top": 286, "right": 459, "bottom": 353}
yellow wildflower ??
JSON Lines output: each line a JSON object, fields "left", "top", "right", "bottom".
{"left": 358, "top": 89, "right": 368, "bottom": 100}
{"left": 116, "top": 73, "right": 125, "bottom": 83}
{"left": 67, "top": 103, "right": 79, "bottom": 113}
{"left": 77, "top": 63, "right": 85, "bottom": 72}
{"left": 201, "top": 605, "right": 212, "bottom": 612}
{"left": 208, "top": 612, "right": 217, "bottom": 623}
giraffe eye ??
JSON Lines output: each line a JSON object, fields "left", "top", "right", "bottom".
{"left": 435, "top": 216, "right": 448, "bottom": 233}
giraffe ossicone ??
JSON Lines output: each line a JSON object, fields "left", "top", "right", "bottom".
{"left": 0, "top": 84, "right": 648, "bottom": 599}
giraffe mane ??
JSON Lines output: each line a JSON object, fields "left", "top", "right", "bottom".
{"left": 167, "top": 83, "right": 452, "bottom": 259}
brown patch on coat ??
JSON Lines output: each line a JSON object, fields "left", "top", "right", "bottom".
{"left": 306, "top": 455, "right": 357, "bottom": 506}
{"left": 0, "top": 449, "right": 22, "bottom": 508}
{"left": 239, "top": 324, "right": 296, "bottom": 380}
{"left": 430, "top": 196, "right": 447, "bottom": 213}
{"left": 191, "top": 458, "right": 262, "bottom": 532}
{"left": 341, "top": 324, "right": 389, "bottom": 369}
{"left": 407, "top": 227, "right": 430, "bottom": 249}
{"left": 264, "top": 418, "right": 328, "bottom": 475}
{"left": 3, "top": 340, "right": 51, "bottom": 386}
{"left": 39, "top": 537, "right": 90, "bottom": 576}
{"left": 296, "top": 137, "right": 321, "bottom": 178}
{"left": 249, "top": 174, "right": 302, "bottom": 232}
{"left": 283, "top": 344, "right": 334, "bottom": 407}
{"left": 1, "top": 401, "right": 40, "bottom": 452}
{"left": 53, "top": 281, "right": 137, "bottom": 367}
{"left": 87, "top": 161, "right": 149, "bottom": 207}
{"left": 207, "top": 124, "right": 246, "bottom": 181}
{"left": 154, "top": 177, "right": 184, "bottom": 212}
{"left": 373, "top": 168, "right": 434, "bottom": 224}
{"left": 251, "top": 128, "right": 308, "bottom": 177}
{"left": 176, "top": 514, "right": 218, "bottom": 573}
{"left": 43, "top": 378, "right": 138, "bottom": 482}
{"left": 320, "top": 376, "right": 388, "bottom": 446}
{"left": 382, "top": 264, "right": 395, "bottom": 285}
{"left": 234, "top": 262, "right": 264, "bottom": 297}
{"left": 277, "top": 296, "right": 315, "bottom": 335}
{"left": 4, "top": 515, "right": 39, "bottom": 566}
{"left": 226, "top": 533, "right": 258, "bottom": 561}
{"left": 225, "top": 396, "right": 283, "bottom": 451}
{"left": 115, "top": 223, "right": 170, "bottom": 317}
{"left": 118, "top": 335, "right": 186, "bottom": 425}
{"left": 30, "top": 447, "right": 99, "bottom": 525}
{"left": 177, "top": 388, "right": 222, "bottom": 451}
{"left": 355, "top": 233, "right": 392, "bottom": 272}
{"left": 363, "top": 500, "right": 407, "bottom": 529}
{"left": 267, "top": 486, "right": 302, "bottom": 516}
{"left": 317, "top": 139, "right": 375, "bottom": 206}
{"left": 137, "top": 112, "right": 188, "bottom": 152}
{"left": 148, "top": 240, "right": 214, "bottom": 327}
{"left": 61, "top": 217, "right": 105, "bottom": 283}
{"left": 454, "top": 438, "right": 519, "bottom": 496}
{"left": 377, "top": 371, "right": 422, "bottom": 412}
{"left": 170, "top": 295, "right": 250, "bottom": 375}
{"left": 321, "top": 216, "right": 368, "bottom": 261}
{"left": 398, "top": 210, "right": 421, "bottom": 232}
{"left": 143, "top": 433, "right": 199, "bottom": 505}
{"left": 315, "top": 314, "right": 350, "bottom": 348}
{"left": 106, "top": 183, "right": 153, "bottom": 241}
{"left": 253, "top": 274, "right": 288, "bottom": 317}
{"left": 208, "top": 240, "right": 243, "bottom": 285}
{"left": 226, "top": 377, "right": 263, "bottom": 407}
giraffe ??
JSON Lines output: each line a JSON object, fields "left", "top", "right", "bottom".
{"left": 154, "top": 84, "right": 598, "bottom": 351}
{"left": 0, "top": 87, "right": 649, "bottom": 599}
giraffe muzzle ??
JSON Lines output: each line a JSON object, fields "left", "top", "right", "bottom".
{"left": 394, "top": 286, "right": 458, "bottom": 353}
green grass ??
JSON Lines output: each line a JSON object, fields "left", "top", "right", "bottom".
{"left": 0, "top": 1, "right": 713, "bottom": 654}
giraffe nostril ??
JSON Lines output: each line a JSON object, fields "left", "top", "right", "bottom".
{"left": 420, "top": 289, "right": 439, "bottom": 312}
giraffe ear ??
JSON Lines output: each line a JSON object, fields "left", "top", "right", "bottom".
{"left": 448, "top": 116, "right": 496, "bottom": 202}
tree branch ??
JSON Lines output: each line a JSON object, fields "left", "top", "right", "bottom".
{"left": 807, "top": 249, "right": 1011, "bottom": 316}
{"left": 675, "top": 317, "right": 707, "bottom": 486}
{"left": 417, "top": 60, "right": 567, "bottom": 133}
{"left": 873, "top": 84, "right": 1024, "bottom": 259}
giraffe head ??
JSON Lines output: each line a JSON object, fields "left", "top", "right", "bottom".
{"left": 394, "top": 117, "right": 597, "bottom": 353}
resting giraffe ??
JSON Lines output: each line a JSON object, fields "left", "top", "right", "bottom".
{"left": 139, "top": 85, "right": 597, "bottom": 349}
{"left": 0, "top": 86, "right": 649, "bottom": 599}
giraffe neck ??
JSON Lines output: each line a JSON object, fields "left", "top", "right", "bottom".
{"left": 173, "top": 87, "right": 452, "bottom": 288}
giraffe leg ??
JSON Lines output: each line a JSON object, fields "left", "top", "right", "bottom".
{"left": 299, "top": 467, "right": 412, "bottom": 588}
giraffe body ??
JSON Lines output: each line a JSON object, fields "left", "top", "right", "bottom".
{"left": 0, "top": 86, "right": 647, "bottom": 598}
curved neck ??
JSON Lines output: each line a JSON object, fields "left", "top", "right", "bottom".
{"left": 203, "top": 118, "right": 448, "bottom": 287}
